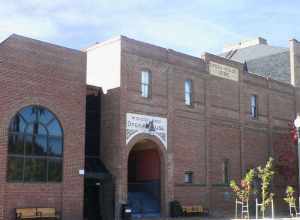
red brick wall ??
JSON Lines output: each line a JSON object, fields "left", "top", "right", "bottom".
{"left": 0, "top": 35, "right": 86, "bottom": 220}
{"left": 99, "top": 36, "right": 298, "bottom": 218}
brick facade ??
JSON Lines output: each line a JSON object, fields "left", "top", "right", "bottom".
{"left": 94, "top": 36, "right": 299, "bottom": 218}
{"left": 0, "top": 33, "right": 299, "bottom": 219}
{"left": 0, "top": 35, "right": 86, "bottom": 220}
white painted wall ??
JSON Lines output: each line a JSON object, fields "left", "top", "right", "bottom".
{"left": 86, "top": 37, "right": 121, "bottom": 93}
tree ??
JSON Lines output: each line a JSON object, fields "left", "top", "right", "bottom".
{"left": 284, "top": 186, "right": 296, "bottom": 207}
{"left": 230, "top": 169, "right": 255, "bottom": 203}
{"left": 284, "top": 186, "right": 297, "bottom": 217}
{"left": 274, "top": 122, "right": 298, "bottom": 185}
{"left": 257, "top": 157, "right": 275, "bottom": 215}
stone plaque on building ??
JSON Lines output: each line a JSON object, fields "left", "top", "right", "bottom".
{"left": 126, "top": 113, "right": 167, "bottom": 148}
{"left": 209, "top": 61, "right": 239, "bottom": 81}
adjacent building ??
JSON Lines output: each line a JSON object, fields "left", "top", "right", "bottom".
{"left": 0, "top": 35, "right": 86, "bottom": 220}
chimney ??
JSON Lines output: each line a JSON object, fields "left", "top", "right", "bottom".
{"left": 289, "top": 39, "right": 300, "bottom": 88}
{"left": 223, "top": 37, "right": 268, "bottom": 52}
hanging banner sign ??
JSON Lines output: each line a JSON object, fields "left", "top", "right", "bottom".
{"left": 126, "top": 113, "right": 167, "bottom": 148}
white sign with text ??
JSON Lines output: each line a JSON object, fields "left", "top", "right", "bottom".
{"left": 126, "top": 113, "right": 167, "bottom": 148}
{"left": 209, "top": 61, "right": 239, "bottom": 81}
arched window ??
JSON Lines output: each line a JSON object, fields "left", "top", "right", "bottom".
{"left": 7, "top": 105, "right": 63, "bottom": 182}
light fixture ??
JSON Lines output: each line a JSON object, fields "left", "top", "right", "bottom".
{"left": 294, "top": 115, "right": 300, "bottom": 129}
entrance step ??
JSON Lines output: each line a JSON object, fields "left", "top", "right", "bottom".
{"left": 134, "top": 218, "right": 219, "bottom": 220}
{"left": 128, "top": 192, "right": 160, "bottom": 215}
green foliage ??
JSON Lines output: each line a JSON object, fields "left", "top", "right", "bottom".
{"left": 257, "top": 157, "right": 275, "bottom": 212}
{"left": 230, "top": 169, "right": 255, "bottom": 202}
{"left": 284, "top": 186, "right": 296, "bottom": 207}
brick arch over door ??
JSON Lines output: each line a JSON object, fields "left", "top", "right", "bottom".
{"left": 126, "top": 133, "right": 168, "bottom": 217}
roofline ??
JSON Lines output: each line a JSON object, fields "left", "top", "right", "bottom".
{"left": 83, "top": 34, "right": 205, "bottom": 63}
{"left": 0, "top": 33, "right": 15, "bottom": 45}
{"left": 1, "top": 33, "right": 83, "bottom": 54}
{"left": 82, "top": 35, "right": 122, "bottom": 52}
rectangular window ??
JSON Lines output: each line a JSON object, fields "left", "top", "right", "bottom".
{"left": 184, "top": 171, "right": 193, "bottom": 183}
{"left": 250, "top": 95, "right": 258, "bottom": 118}
{"left": 184, "top": 80, "right": 192, "bottom": 106}
{"left": 223, "top": 159, "right": 229, "bottom": 185}
{"left": 141, "top": 70, "right": 151, "bottom": 98}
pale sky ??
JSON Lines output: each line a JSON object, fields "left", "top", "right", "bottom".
{"left": 1, "top": 0, "right": 299, "bottom": 56}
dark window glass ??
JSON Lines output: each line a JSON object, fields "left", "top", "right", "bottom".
{"left": 141, "top": 70, "right": 151, "bottom": 98}
{"left": 184, "top": 171, "right": 193, "bottom": 183}
{"left": 223, "top": 159, "right": 229, "bottom": 185}
{"left": 48, "top": 159, "right": 63, "bottom": 182}
{"left": 25, "top": 135, "right": 47, "bottom": 156}
{"left": 250, "top": 95, "right": 258, "bottom": 118}
{"left": 24, "top": 158, "right": 47, "bottom": 182}
{"left": 9, "top": 114, "right": 26, "bottom": 133}
{"left": 19, "top": 106, "right": 36, "bottom": 122}
{"left": 36, "top": 124, "right": 47, "bottom": 135}
{"left": 34, "top": 135, "right": 47, "bottom": 156}
{"left": 8, "top": 134, "right": 24, "bottom": 154}
{"left": 25, "top": 124, "right": 34, "bottom": 134}
{"left": 48, "top": 120, "right": 62, "bottom": 136}
{"left": 7, "top": 156, "right": 23, "bottom": 181}
{"left": 48, "top": 137, "right": 63, "bottom": 157}
{"left": 25, "top": 135, "right": 34, "bottom": 155}
{"left": 26, "top": 123, "right": 47, "bottom": 136}
{"left": 7, "top": 105, "right": 63, "bottom": 183}
{"left": 184, "top": 80, "right": 192, "bottom": 106}
{"left": 37, "top": 107, "right": 54, "bottom": 124}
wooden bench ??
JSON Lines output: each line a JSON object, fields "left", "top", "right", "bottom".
{"left": 16, "top": 208, "right": 60, "bottom": 220}
{"left": 182, "top": 205, "right": 209, "bottom": 216}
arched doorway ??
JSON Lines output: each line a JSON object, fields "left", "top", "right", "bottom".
{"left": 128, "top": 139, "right": 162, "bottom": 218}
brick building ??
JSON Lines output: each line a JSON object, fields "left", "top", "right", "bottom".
{"left": 85, "top": 36, "right": 300, "bottom": 218}
{"left": 0, "top": 35, "right": 86, "bottom": 220}
{"left": 0, "top": 33, "right": 300, "bottom": 220}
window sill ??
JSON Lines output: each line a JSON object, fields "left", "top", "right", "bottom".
{"left": 175, "top": 183, "right": 207, "bottom": 187}
{"left": 7, "top": 181, "right": 63, "bottom": 184}
{"left": 184, "top": 104, "right": 194, "bottom": 108}
{"left": 212, "top": 183, "right": 230, "bottom": 187}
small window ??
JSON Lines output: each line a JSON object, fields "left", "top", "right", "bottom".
{"left": 141, "top": 70, "right": 151, "bottom": 98}
{"left": 184, "top": 171, "right": 193, "bottom": 183}
{"left": 223, "top": 159, "right": 229, "bottom": 185}
{"left": 184, "top": 80, "right": 192, "bottom": 106}
{"left": 250, "top": 95, "right": 258, "bottom": 118}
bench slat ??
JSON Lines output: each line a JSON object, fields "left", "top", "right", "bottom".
{"left": 182, "top": 205, "right": 208, "bottom": 216}
{"left": 16, "top": 207, "right": 60, "bottom": 219}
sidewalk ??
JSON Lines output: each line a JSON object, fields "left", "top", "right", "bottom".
{"left": 136, "top": 218, "right": 300, "bottom": 220}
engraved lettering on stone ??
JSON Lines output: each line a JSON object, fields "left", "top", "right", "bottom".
{"left": 209, "top": 61, "right": 239, "bottom": 81}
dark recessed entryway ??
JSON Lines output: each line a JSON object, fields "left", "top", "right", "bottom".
{"left": 128, "top": 139, "right": 161, "bottom": 218}
{"left": 84, "top": 90, "right": 114, "bottom": 220}
{"left": 84, "top": 158, "right": 114, "bottom": 220}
